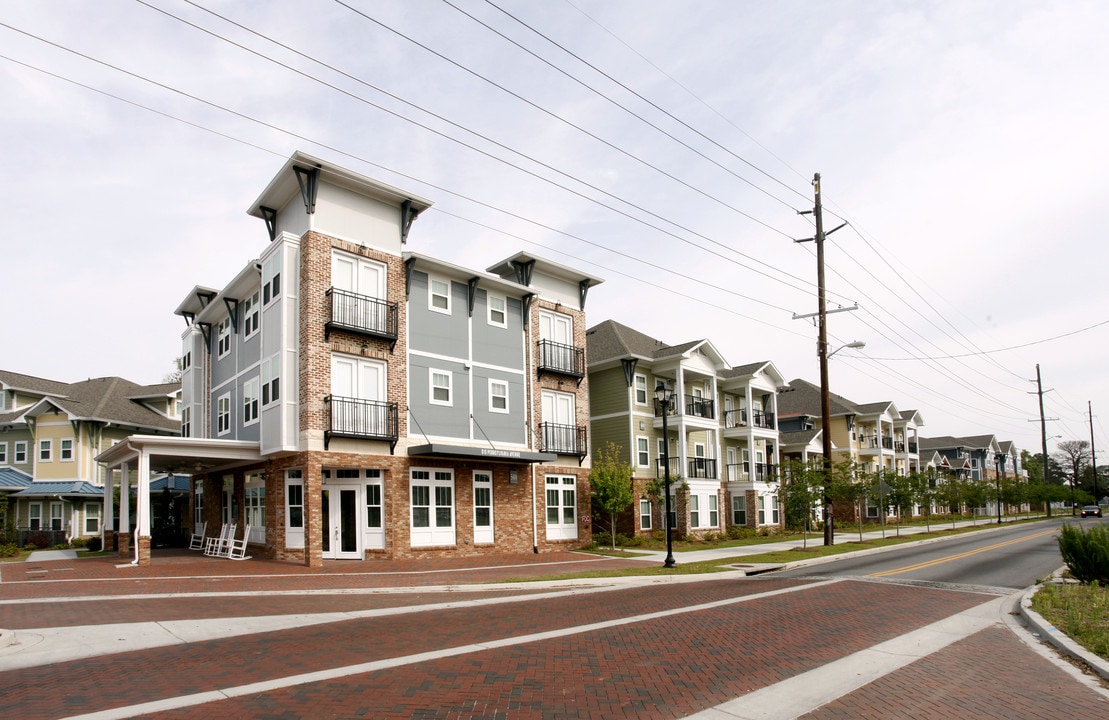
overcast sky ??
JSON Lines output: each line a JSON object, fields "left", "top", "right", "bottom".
{"left": 3, "top": 0, "right": 1108, "bottom": 454}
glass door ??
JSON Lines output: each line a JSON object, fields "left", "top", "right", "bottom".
{"left": 322, "top": 487, "right": 361, "bottom": 559}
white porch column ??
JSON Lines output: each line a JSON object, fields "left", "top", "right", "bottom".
{"left": 119, "top": 463, "right": 130, "bottom": 538}
{"left": 135, "top": 449, "right": 151, "bottom": 565}
{"left": 102, "top": 468, "right": 115, "bottom": 545}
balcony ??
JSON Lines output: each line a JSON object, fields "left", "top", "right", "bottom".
{"left": 753, "top": 462, "right": 778, "bottom": 482}
{"left": 655, "top": 457, "right": 681, "bottom": 478}
{"left": 537, "top": 340, "right": 585, "bottom": 381}
{"left": 538, "top": 422, "right": 587, "bottom": 458}
{"left": 723, "top": 408, "right": 774, "bottom": 430}
{"left": 725, "top": 463, "right": 747, "bottom": 482}
{"left": 908, "top": 440, "right": 918, "bottom": 454}
{"left": 655, "top": 394, "right": 715, "bottom": 421}
{"left": 325, "top": 395, "right": 398, "bottom": 452}
{"left": 685, "top": 395, "right": 715, "bottom": 420}
{"left": 687, "top": 457, "right": 718, "bottom": 479}
{"left": 325, "top": 288, "right": 399, "bottom": 350}
{"left": 861, "top": 436, "right": 894, "bottom": 451}
{"left": 750, "top": 409, "right": 775, "bottom": 429}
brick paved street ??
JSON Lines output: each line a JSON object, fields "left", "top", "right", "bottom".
{"left": 1, "top": 550, "right": 1106, "bottom": 719}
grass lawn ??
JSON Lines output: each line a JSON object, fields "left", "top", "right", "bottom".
{"left": 1031, "top": 581, "right": 1109, "bottom": 661}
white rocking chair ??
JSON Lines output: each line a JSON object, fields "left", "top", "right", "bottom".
{"left": 228, "top": 524, "right": 252, "bottom": 560}
{"left": 187, "top": 521, "right": 207, "bottom": 551}
{"left": 204, "top": 523, "right": 236, "bottom": 557}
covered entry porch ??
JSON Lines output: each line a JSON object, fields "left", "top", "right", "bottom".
{"left": 95, "top": 435, "right": 261, "bottom": 566}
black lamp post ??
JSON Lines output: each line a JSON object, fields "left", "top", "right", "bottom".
{"left": 995, "top": 454, "right": 1002, "bottom": 524}
{"left": 656, "top": 381, "right": 677, "bottom": 569}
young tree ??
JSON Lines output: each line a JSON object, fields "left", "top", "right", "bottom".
{"left": 908, "top": 470, "right": 934, "bottom": 532}
{"left": 885, "top": 472, "right": 915, "bottom": 537}
{"left": 589, "top": 442, "right": 635, "bottom": 550}
{"left": 1055, "top": 440, "right": 1091, "bottom": 513}
{"left": 778, "top": 459, "right": 821, "bottom": 548}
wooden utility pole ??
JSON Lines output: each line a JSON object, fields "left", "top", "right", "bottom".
{"left": 1036, "top": 364, "right": 1051, "bottom": 518}
{"left": 1090, "top": 401, "right": 1099, "bottom": 505}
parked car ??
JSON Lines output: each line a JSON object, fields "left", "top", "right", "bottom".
{"left": 1080, "top": 505, "right": 1102, "bottom": 517}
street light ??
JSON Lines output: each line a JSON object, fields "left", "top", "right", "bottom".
{"left": 655, "top": 380, "right": 677, "bottom": 569}
{"left": 827, "top": 340, "right": 866, "bottom": 359}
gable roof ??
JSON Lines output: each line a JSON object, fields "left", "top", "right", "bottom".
{"left": 777, "top": 378, "right": 861, "bottom": 419}
{"left": 1, "top": 371, "right": 180, "bottom": 434}
{"left": 0, "top": 466, "right": 32, "bottom": 491}
{"left": 586, "top": 320, "right": 672, "bottom": 364}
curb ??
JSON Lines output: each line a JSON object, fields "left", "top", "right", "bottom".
{"left": 1019, "top": 572, "right": 1109, "bottom": 682}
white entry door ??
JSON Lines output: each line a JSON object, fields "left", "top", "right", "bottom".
{"left": 473, "top": 471, "right": 494, "bottom": 544}
{"left": 322, "top": 486, "right": 361, "bottom": 560}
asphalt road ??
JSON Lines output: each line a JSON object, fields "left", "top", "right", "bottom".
{"left": 777, "top": 516, "right": 1105, "bottom": 590}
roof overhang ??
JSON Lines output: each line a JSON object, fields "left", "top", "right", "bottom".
{"left": 408, "top": 443, "right": 556, "bottom": 464}
{"left": 95, "top": 435, "right": 263, "bottom": 476}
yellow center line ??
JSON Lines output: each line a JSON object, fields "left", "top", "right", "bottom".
{"left": 868, "top": 527, "right": 1058, "bottom": 578}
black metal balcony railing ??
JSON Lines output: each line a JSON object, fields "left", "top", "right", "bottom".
{"left": 750, "top": 409, "right": 775, "bottom": 428}
{"left": 882, "top": 437, "right": 893, "bottom": 450}
{"left": 655, "top": 457, "right": 681, "bottom": 478}
{"left": 753, "top": 463, "right": 778, "bottom": 482}
{"left": 537, "top": 340, "right": 585, "bottom": 379}
{"left": 895, "top": 441, "right": 907, "bottom": 453}
{"left": 908, "top": 440, "right": 919, "bottom": 454}
{"left": 325, "top": 395, "right": 398, "bottom": 451}
{"left": 539, "top": 423, "right": 587, "bottom": 457}
{"left": 725, "top": 463, "right": 744, "bottom": 482}
{"left": 723, "top": 409, "right": 745, "bottom": 428}
{"left": 325, "top": 288, "right": 399, "bottom": 349}
{"left": 685, "top": 394, "right": 715, "bottom": 420}
{"left": 687, "top": 457, "right": 717, "bottom": 479}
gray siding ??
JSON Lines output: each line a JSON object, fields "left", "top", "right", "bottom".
{"left": 471, "top": 367, "right": 526, "bottom": 444}
{"left": 472, "top": 290, "right": 524, "bottom": 369}
{"left": 408, "top": 355, "right": 470, "bottom": 439}
{"left": 407, "top": 272, "right": 468, "bottom": 358}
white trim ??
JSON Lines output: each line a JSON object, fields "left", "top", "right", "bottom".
{"left": 487, "top": 293, "right": 507, "bottom": 328}
{"left": 242, "top": 290, "right": 261, "bottom": 339}
{"left": 634, "top": 373, "right": 648, "bottom": 406}
{"left": 59, "top": 437, "right": 75, "bottom": 462}
{"left": 242, "top": 377, "right": 260, "bottom": 426}
{"left": 429, "top": 368, "right": 452, "bottom": 406}
{"left": 410, "top": 467, "right": 455, "bottom": 547}
{"left": 216, "top": 393, "right": 231, "bottom": 436}
{"left": 636, "top": 436, "right": 650, "bottom": 467}
{"left": 39, "top": 438, "right": 52, "bottom": 462}
{"left": 216, "top": 316, "right": 232, "bottom": 358}
{"left": 489, "top": 379, "right": 509, "bottom": 414}
{"left": 409, "top": 349, "right": 524, "bottom": 376}
{"left": 0, "top": 441, "right": 6, "bottom": 464}
{"left": 473, "top": 470, "right": 494, "bottom": 544}
{"left": 429, "top": 276, "right": 451, "bottom": 315}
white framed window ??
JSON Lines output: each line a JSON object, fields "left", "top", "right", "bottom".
{"left": 60, "top": 438, "right": 74, "bottom": 462}
{"left": 636, "top": 436, "right": 649, "bottom": 467}
{"left": 429, "top": 276, "right": 451, "bottom": 314}
{"left": 15, "top": 441, "right": 27, "bottom": 464}
{"left": 217, "top": 393, "right": 231, "bottom": 436}
{"left": 545, "top": 475, "right": 578, "bottom": 540}
{"left": 243, "top": 291, "right": 260, "bottom": 338}
{"left": 181, "top": 351, "right": 192, "bottom": 370}
{"left": 487, "top": 294, "right": 507, "bottom": 327}
{"left": 634, "top": 374, "right": 648, "bottom": 405}
{"left": 84, "top": 503, "right": 100, "bottom": 534}
{"left": 244, "top": 473, "right": 265, "bottom": 537}
{"left": 49, "top": 502, "right": 63, "bottom": 531}
{"left": 217, "top": 317, "right": 231, "bottom": 357}
{"left": 262, "top": 254, "right": 281, "bottom": 306}
{"left": 489, "top": 380, "right": 509, "bottom": 413}
{"left": 690, "top": 495, "right": 700, "bottom": 527}
{"left": 243, "top": 378, "right": 260, "bottom": 425}
{"left": 181, "top": 406, "right": 191, "bottom": 438}
{"left": 285, "top": 471, "right": 303, "bottom": 530}
{"left": 261, "top": 354, "right": 280, "bottom": 407}
{"left": 758, "top": 496, "right": 766, "bottom": 525}
{"left": 410, "top": 469, "right": 455, "bottom": 547}
{"left": 473, "top": 471, "right": 493, "bottom": 544}
{"left": 709, "top": 495, "right": 719, "bottom": 527}
{"left": 39, "top": 439, "right": 52, "bottom": 462}
{"left": 770, "top": 495, "right": 779, "bottom": 524}
{"left": 640, "top": 498, "right": 652, "bottom": 530}
{"left": 28, "top": 503, "right": 41, "bottom": 530}
{"left": 194, "top": 482, "right": 204, "bottom": 528}
{"left": 733, "top": 495, "right": 747, "bottom": 526}
{"left": 0, "top": 442, "right": 6, "bottom": 464}
{"left": 365, "top": 480, "right": 382, "bottom": 529}
{"left": 430, "top": 369, "right": 452, "bottom": 406}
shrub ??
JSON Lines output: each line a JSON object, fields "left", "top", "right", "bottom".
{"left": 1058, "top": 523, "right": 1109, "bottom": 584}
{"left": 26, "top": 532, "right": 51, "bottom": 549}
{"left": 51, "top": 543, "right": 70, "bottom": 551}
{"left": 592, "top": 531, "right": 613, "bottom": 548}
{"left": 0, "top": 543, "right": 20, "bottom": 558}
{"left": 69, "top": 537, "right": 89, "bottom": 549}
{"left": 726, "top": 525, "right": 754, "bottom": 540}
{"left": 85, "top": 537, "right": 102, "bottom": 552}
